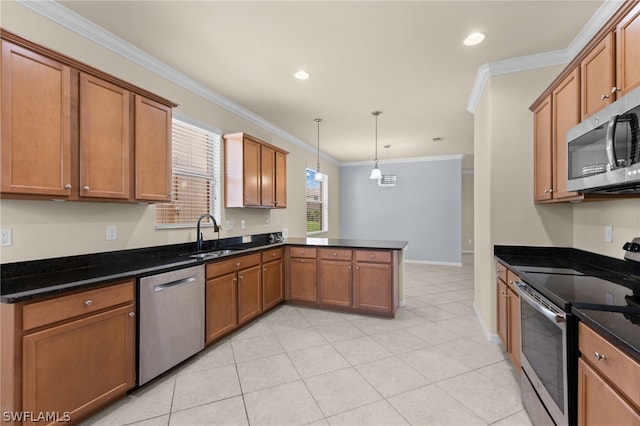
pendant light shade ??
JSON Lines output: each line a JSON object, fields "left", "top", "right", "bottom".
{"left": 370, "top": 111, "right": 382, "bottom": 179}
{"left": 314, "top": 118, "right": 324, "bottom": 181}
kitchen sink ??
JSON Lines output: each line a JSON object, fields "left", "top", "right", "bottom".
{"left": 188, "top": 249, "right": 243, "bottom": 260}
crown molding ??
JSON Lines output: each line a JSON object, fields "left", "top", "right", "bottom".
{"left": 466, "top": 0, "right": 624, "bottom": 114}
{"left": 17, "top": 0, "right": 340, "bottom": 165}
{"left": 341, "top": 154, "right": 463, "bottom": 168}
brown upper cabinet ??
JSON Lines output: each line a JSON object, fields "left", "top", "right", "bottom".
{"left": 0, "top": 31, "right": 176, "bottom": 203}
{"left": 223, "top": 132, "right": 288, "bottom": 208}
{"left": 531, "top": 0, "right": 640, "bottom": 203}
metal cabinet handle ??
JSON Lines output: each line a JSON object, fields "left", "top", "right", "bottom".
{"left": 85, "top": 300, "right": 93, "bottom": 306}
{"left": 611, "top": 86, "right": 620, "bottom": 94}
{"left": 600, "top": 94, "right": 610, "bottom": 100}
{"left": 128, "top": 312, "right": 135, "bottom": 318}
{"left": 594, "top": 352, "right": 606, "bottom": 361}
{"left": 64, "top": 184, "right": 72, "bottom": 189}
{"left": 82, "top": 185, "right": 90, "bottom": 191}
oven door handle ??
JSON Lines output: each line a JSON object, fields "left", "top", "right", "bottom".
{"left": 515, "top": 282, "right": 566, "bottom": 323}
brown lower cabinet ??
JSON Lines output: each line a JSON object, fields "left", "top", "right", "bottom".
{"left": 495, "top": 261, "right": 521, "bottom": 370}
{"left": 262, "top": 248, "right": 284, "bottom": 311}
{"left": 205, "top": 252, "right": 263, "bottom": 343}
{"left": 577, "top": 322, "right": 640, "bottom": 426}
{"left": 287, "top": 246, "right": 398, "bottom": 317}
{"left": 1, "top": 280, "right": 136, "bottom": 425}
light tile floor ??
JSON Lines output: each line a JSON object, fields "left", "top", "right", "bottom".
{"left": 82, "top": 255, "right": 533, "bottom": 426}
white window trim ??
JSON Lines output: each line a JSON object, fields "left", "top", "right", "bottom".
{"left": 306, "top": 168, "right": 329, "bottom": 235}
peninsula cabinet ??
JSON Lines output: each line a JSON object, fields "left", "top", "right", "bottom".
{"left": 1, "top": 280, "right": 136, "bottom": 425}
{"left": 287, "top": 247, "right": 318, "bottom": 302}
{"left": 318, "top": 248, "right": 353, "bottom": 308}
{"left": 495, "top": 261, "right": 521, "bottom": 370}
{"left": 0, "top": 31, "right": 175, "bottom": 203}
{"left": 353, "top": 250, "right": 393, "bottom": 315}
{"left": 223, "top": 132, "right": 288, "bottom": 209}
{"left": 262, "top": 248, "right": 284, "bottom": 311}
{"left": 577, "top": 322, "right": 640, "bottom": 425}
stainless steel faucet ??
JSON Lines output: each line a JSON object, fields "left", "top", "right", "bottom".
{"left": 196, "top": 214, "right": 220, "bottom": 252}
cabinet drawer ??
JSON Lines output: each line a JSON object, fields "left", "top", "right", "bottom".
{"left": 355, "top": 250, "right": 391, "bottom": 263}
{"left": 289, "top": 247, "right": 317, "bottom": 259}
{"left": 319, "top": 248, "right": 352, "bottom": 261}
{"left": 262, "top": 247, "right": 284, "bottom": 262}
{"left": 23, "top": 280, "right": 134, "bottom": 331}
{"left": 506, "top": 270, "right": 521, "bottom": 292}
{"left": 495, "top": 261, "right": 507, "bottom": 282}
{"left": 579, "top": 322, "right": 640, "bottom": 406}
{"left": 206, "top": 253, "right": 261, "bottom": 279}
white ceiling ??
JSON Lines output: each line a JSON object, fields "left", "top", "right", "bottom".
{"left": 57, "top": 0, "right": 606, "bottom": 167}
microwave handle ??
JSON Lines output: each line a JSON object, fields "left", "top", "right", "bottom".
{"left": 606, "top": 114, "right": 620, "bottom": 170}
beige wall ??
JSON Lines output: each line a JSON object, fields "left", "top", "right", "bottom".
{"left": 0, "top": 2, "right": 340, "bottom": 263}
{"left": 473, "top": 66, "right": 575, "bottom": 337}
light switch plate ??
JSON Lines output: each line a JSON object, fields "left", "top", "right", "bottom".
{"left": 106, "top": 225, "right": 118, "bottom": 241}
{"left": 604, "top": 225, "right": 613, "bottom": 243}
{"left": 225, "top": 220, "right": 233, "bottom": 231}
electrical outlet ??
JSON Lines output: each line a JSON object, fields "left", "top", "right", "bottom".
{"left": 225, "top": 220, "right": 233, "bottom": 231}
{"left": 282, "top": 228, "right": 288, "bottom": 239}
{"left": 264, "top": 217, "right": 270, "bottom": 226}
{"left": 0, "top": 228, "right": 12, "bottom": 247}
{"left": 106, "top": 225, "right": 118, "bottom": 241}
{"left": 241, "top": 220, "right": 246, "bottom": 230}
{"left": 604, "top": 225, "right": 613, "bottom": 243}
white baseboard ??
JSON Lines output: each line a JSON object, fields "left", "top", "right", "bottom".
{"left": 473, "top": 302, "right": 500, "bottom": 344}
{"left": 404, "top": 259, "right": 463, "bottom": 267}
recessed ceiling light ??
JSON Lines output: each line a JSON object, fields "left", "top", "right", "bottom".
{"left": 463, "top": 32, "right": 485, "bottom": 46}
{"left": 294, "top": 70, "right": 310, "bottom": 80}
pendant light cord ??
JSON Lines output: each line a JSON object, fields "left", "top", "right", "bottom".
{"left": 372, "top": 111, "right": 381, "bottom": 167}
{"left": 314, "top": 118, "right": 323, "bottom": 172}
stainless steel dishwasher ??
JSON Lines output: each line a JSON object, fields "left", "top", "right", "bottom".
{"left": 139, "top": 264, "right": 205, "bottom": 385}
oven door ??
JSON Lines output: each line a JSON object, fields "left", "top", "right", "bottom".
{"left": 517, "top": 282, "right": 568, "bottom": 426}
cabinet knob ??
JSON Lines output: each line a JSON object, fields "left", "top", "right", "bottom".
{"left": 64, "top": 184, "right": 72, "bottom": 189}
{"left": 370, "top": 255, "right": 375, "bottom": 258}
{"left": 272, "top": 253, "right": 277, "bottom": 257}
{"left": 239, "top": 275, "right": 243, "bottom": 280}
{"left": 264, "top": 267, "right": 267, "bottom": 271}
{"left": 356, "top": 266, "right": 360, "bottom": 270}
{"left": 348, "top": 265, "right": 352, "bottom": 270}
{"left": 594, "top": 352, "right": 606, "bottom": 361}
{"left": 301, "top": 251, "right": 305, "bottom": 255}
{"left": 236, "top": 262, "right": 241, "bottom": 267}
{"left": 301, "top": 259, "right": 304, "bottom": 263}
{"left": 128, "top": 312, "right": 135, "bottom": 318}
{"left": 611, "top": 86, "right": 620, "bottom": 94}
{"left": 600, "top": 94, "right": 610, "bottom": 100}
{"left": 85, "top": 300, "right": 93, "bottom": 306}
{"left": 82, "top": 185, "right": 90, "bottom": 191}
{"left": 333, "top": 253, "right": 337, "bottom": 256}
{"left": 233, "top": 278, "right": 237, "bottom": 282}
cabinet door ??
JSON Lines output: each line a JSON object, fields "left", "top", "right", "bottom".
{"left": 206, "top": 273, "right": 238, "bottom": 343}
{"left": 533, "top": 95, "right": 553, "bottom": 202}
{"left": 577, "top": 358, "right": 640, "bottom": 426}
{"left": 262, "top": 259, "right": 283, "bottom": 311}
{"left": 353, "top": 262, "right": 391, "bottom": 313}
{"left": 261, "top": 145, "right": 275, "bottom": 207}
{"left": 581, "top": 33, "right": 615, "bottom": 119}
{"left": 1, "top": 40, "right": 72, "bottom": 196}
{"left": 318, "top": 260, "right": 352, "bottom": 307}
{"left": 238, "top": 265, "right": 262, "bottom": 325}
{"left": 79, "top": 73, "right": 131, "bottom": 199}
{"left": 507, "top": 285, "right": 521, "bottom": 369}
{"left": 275, "top": 150, "right": 287, "bottom": 208}
{"left": 496, "top": 279, "right": 508, "bottom": 349}
{"left": 134, "top": 95, "right": 172, "bottom": 202}
{"left": 552, "top": 68, "right": 581, "bottom": 200}
{"left": 616, "top": 3, "right": 640, "bottom": 97}
{"left": 22, "top": 304, "right": 135, "bottom": 423}
{"left": 243, "top": 138, "right": 261, "bottom": 206}
{"left": 289, "top": 259, "right": 317, "bottom": 302}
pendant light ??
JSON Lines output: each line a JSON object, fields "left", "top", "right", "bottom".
{"left": 370, "top": 111, "right": 382, "bottom": 180}
{"left": 314, "top": 118, "right": 324, "bottom": 181}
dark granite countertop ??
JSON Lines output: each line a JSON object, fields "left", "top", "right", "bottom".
{"left": 573, "top": 307, "right": 640, "bottom": 363}
{"left": 1, "top": 235, "right": 406, "bottom": 303}
{"left": 494, "top": 245, "right": 640, "bottom": 363}
{"left": 285, "top": 237, "right": 408, "bottom": 251}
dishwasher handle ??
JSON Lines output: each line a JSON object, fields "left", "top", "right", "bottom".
{"left": 153, "top": 276, "right": 197, "bottom": 292}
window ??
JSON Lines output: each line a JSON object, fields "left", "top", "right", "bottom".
{"left": 306, "top": 169, "right": 328, "bottom": 234}
{"left": 156, "top": 118, "right": 221, "bottom": 228}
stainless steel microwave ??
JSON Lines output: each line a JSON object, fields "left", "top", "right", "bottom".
{"left": 566, "top": 86, "right": 640, "bottom": 193}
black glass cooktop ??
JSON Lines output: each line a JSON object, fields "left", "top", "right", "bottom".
{"left": 514, "top": 266, "right": 640, "bottom": 312}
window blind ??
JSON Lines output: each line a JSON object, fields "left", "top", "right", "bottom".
{"left": 156, "top": 119, "right": 220, "bottom": 227}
